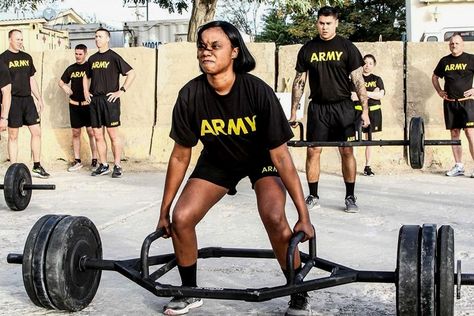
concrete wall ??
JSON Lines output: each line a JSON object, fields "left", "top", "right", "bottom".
{"left": 1, "top": 41, "right": 472, "bottom": 173}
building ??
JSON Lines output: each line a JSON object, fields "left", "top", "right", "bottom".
{"left": 406, "top": 0, "right": 474, "bottom": 42}
{"left": 123, "top": 19, "right": 189, "bottom": 48}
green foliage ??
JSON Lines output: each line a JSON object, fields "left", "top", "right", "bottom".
{"left": 0, "top": 0, "right": 47, "bottom": 11}
{"left": 123, "top": 0, "right": 189, "bottom": 14}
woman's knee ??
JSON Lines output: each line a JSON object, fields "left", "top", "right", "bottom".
{"left": 171, "top": 209, "right": 196, "bottom": 232}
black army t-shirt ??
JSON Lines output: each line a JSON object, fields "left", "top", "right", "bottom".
{"left": 86, "top": 49, "right": 132, "bottom": 95}
{"left": 351, "top": 73, "right": 385, "bottom": 107}
{"left": 0, "top": 50, "right": 35, "bottom": 97}
{"left": 296, "top": 35, "right": 364, "bottom": 104}
{"left": 170, "top": 73, "right": 294, "bottom": 168}
{"left": 61, "top": 62, "right": 89, "bottom": 101}
{"left": 0, "top": 61, "right": 11, "bottom": 103}
{"left": 434, "top": 52, "right": 474, "bottom": 99}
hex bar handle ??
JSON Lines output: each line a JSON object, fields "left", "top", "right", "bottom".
{"left": 286, "top": 227, "right": 316, "bottom": 285}
{"left": 141, "top": 228, "right": 166, "bottom": 278}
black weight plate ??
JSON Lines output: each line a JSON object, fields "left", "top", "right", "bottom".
{"left": 45, "top": 216, "right": 102, "bottom": 311}
{"left": 4, "top": 163, "right": 32, "bottom": 211}
{"left": 420, "top": 224, "right": 437, "bottom": 316}
{"left": 437, "top": 225, "right": 454, "bottom": 316}
{"left": 409, "top": 117, "right": 425, "bottom": 169}
{"left": 396, "top": 225, "right": 421, "bottom": 316}
{"left": 22, "top": 215, "right": 67, "bottom": 309}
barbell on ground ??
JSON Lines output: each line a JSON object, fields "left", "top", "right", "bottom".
{"left": 287, "top": 116, "right": 461, "bottom": 169}
{"left": 0, "top": 163, "right": 56, "bottom": 211}
{"left": 6, "top": 215, "right": 474, "bottom": 314}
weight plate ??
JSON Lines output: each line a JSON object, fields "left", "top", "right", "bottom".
{"left": 420, "top": 224, "right": 437, "bottom": 315}
{"left": 396, "top": 225, "right": 421, "bottom": 316}
{"left": 22, "top": 215, "right": 67, "bottom": 309}
{"left": 409, "top": 117, "right": 425, "bottom": 169}
{"left": 45, "top": 216, "right": 102, "bottom": 311}
{"left": 4, "top": 163, "right": 32, "bottom": 211}
{"left": 437, "top": 225, "right": 454, "bottom": 316}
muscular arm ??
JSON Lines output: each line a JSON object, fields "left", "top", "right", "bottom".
{"left": 30, "top": 76, "right": 44, "bottom": 113}
{"left": 0, "top": 83, "right": 11, "bottom": 130}
{"left": 83, "top": 75, "right": 91, "bottom": 102}
{"left": 269, "top": 143, "right": 313, "bottom": 240}
{"left": 351, "top": 67, "right": 370, "bottom": 126}
{"left": 432, "top": 73, "right": 447, "bottom": 99}
{"left": 58, "top": 79, "right": 73, "bottom": 96}
{"left": 289, "top": 71, "right": 307, "bottom": 122}
{"left": 157, "top": 143, "right": 192, "bottom": 234}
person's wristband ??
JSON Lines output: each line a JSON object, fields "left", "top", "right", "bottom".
{"left": 0, "top": 116, "right": 7, "bottom": 121}
{"left": 120, "top": 86, "right": 126, "bottom": 93}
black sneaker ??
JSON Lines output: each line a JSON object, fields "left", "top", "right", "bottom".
{"left": 32, "top": 165, "right": 50, "bottom": 179}
{"left": 344, "top": 195, "right": 359, "bottom": 213}
{"left": 285, "top": 292, "right": 312, "bottom": 316}
{"left": 91, "top": 163, "right": 110, "bottom": 176}
{"left": 91, "top": 159, "right": 98, "bottom": 171}
{"left": 363, "top": 166, "right": 375, "bottom": 177}
{"left": 112, "top": 165, "right": 122, "bottom": 178}
{"left": 163, "top": 296, "right": 203, "bottom": 315}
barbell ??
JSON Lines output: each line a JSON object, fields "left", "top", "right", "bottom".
{"left": 1, "top": 163, "right": 56, "bottom": 211}
{"left": 6, "top": 215, "right": 474, "bottom": 314}
{"left": 287, "top": 116, "right": 460, "bottom": 169}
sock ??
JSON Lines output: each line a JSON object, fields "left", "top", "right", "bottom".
{"left": 282, "top": 265, "right": 302, "bottom": 283}
{"left": 75, "top": 158, "right": 81, "bottom": 163}
{"left": 33, "top": 162, "right": 40, "bottom": 169}
{"left": 92, "top": 158, "right": 98, "bottom": 164}
{"left": 345, "top": 182, "right": 355, "bottom": 198}
{"left": 456, "top": 162, "right": 464, "bottom": 168}
{"left": 308, "top": 182, "right": 319, "bottom": 198}
{"left": 178, "top": 263, "right": 197, "bottom": 287}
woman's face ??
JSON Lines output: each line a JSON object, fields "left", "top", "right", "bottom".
{"left": 197, "top": 27, "right": 238, "bottom": 75}
{"left": 363, "top": 57, "right": 375, "bottom": 74}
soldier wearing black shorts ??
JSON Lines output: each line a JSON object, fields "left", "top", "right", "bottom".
{"left": 432, "top": 33, "right": 474, "bottom": 178}
{"left": 351, "top": 54, "right": 385, "bottom": 176}
{"left": 0, "top": 29, "right": 49, "bottom": 178}
{"left": 289, "top": 6, "right": 369, "bottom": 213}
{"left": 83, "top": 28, "right": 135, "bottom": 178}
{"left": 59, "top": 44, "right": 98, "bottom": 172}
{"left": 156, "top": 21, "right": 314, "bottom": 316}
{"left": 0, "top": 61, "right": 11, "bottom": 132}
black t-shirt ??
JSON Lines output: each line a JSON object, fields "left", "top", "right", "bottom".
{"left": 295, "top": 35, "right": 364, "bottom": 104}
{"left": 434, "top": 52, "right": 474, "bottom": 99}
{"left": 61, "top": 62, "right": 89, "bottom": 101}
{"left": 170, "top": 73, "right": 294, "bottom": 169}
{"left": 351, "top": 73, "right": 385, "bottom": 107}
{"left": 0, "top": 50, "right": 35, "bottom": 97}
{"left": 0, "top": 61, "right": 11, "bottom": 103}
{"left": 86, "top": 49, "right": 132, "bottom": 95}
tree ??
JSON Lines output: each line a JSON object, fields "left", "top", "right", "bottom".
{"left": 216, "top": 0, "right": 264, "bottom": 41}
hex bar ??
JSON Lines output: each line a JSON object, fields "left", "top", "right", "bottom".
{"left": 460, "top": 273, "right": 474, "bottom": 285}
{"left": 0, "top": 184, "right": 56, "bottom": 190}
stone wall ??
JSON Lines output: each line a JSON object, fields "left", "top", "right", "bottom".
{"left": 1, "top": 41, "right": 473, "bottom": 173}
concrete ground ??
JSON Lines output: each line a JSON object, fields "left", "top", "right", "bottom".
{"left": 0, "top": 162, "right": 473, "bottom": 315}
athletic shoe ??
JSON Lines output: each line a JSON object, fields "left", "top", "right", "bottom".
{"left": 344, "top": 195, "right": 359, "bottom": 213}
{"left": 90, "top": 159, "right": 98, "bottom": 171}
{"left": 363, "top": 166, "right": 375, "bottom": 177}
{"left": 305, "top": 195, "right": 320, "bottom": 210}
{"left": 32, "top": 165, "right": 50, "bottom": 179}
{"left": 446, "top": 164, "right": 464, "bottom": 177}
{"left": 91, "top": 163, "right": 110, "bottom": 176}
{"left": 112, "top": 165, "right": 123, "bottom": 178}
{"left": 471, "top": 170, "right": 474, "bottom": 178}
{"left": 163, "top": 297, "right": 203, "bottom": 315}
{"left": 285, "top": 292, "right": 312, "bottom": 316}
{"left": 67, "top": 161, "right": 83, "bottom": 172}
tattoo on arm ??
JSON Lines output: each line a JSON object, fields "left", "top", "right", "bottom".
{"left": 351, "top": 67, "right": 368, "bottom": 111}
{"left": 291, "top": 72, "right": 306, "bottom": 112}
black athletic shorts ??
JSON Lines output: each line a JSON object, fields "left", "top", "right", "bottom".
{"left": 443, "top": 99, "right": 474, "bottom": 129}
{"left": 8, "top": 96, "right": 40, "bottom": 128}
{"left": 355, "top": 105, "right": 382, "bottom": 133}
{"left": 307, "top": 99, "right": 357, "bottom": 142}
{"left": 190, "top": 152, "right": 279, "bottom": 195}
{"left": 90, "top": 95, "right": 121, "bottom": 128}
{"left": 69, "top": 103, "right": 92, "bottom": 128}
